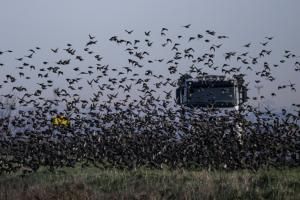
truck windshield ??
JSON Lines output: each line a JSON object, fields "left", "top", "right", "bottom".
{"left": 188, "top": 86, "right": 236, "bottom": 107}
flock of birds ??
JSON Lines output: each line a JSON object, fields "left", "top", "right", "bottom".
{"left": 0, "top": 25, "right": 299, "bottom": 174}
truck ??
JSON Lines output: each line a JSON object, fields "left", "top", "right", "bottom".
{"left": 176, "top": 74, "right": 248, "bottom": 110}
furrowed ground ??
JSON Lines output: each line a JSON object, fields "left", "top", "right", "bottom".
{"left": 0, "top": 167, "right": 299, "bottom": 200}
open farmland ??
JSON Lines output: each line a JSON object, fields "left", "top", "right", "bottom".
{"left": 0, "top": 166, "right": 299, "bottom": 200}
{"left": 1, "top": 1, "right": 300, "bottom": 199}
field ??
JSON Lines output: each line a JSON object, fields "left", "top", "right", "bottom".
{"left": 0, "top": 11, "right": 300, "bottom": 200}
{"left": 0, "top": 167, "right": 299, "bottom": 200}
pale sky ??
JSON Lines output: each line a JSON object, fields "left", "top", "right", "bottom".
{"left": 0, "top": 0, "right": 299, "bottom": 110}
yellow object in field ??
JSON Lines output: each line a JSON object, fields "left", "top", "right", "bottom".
{"left": 51, "top": 115, "right": 70, "bottom": 127}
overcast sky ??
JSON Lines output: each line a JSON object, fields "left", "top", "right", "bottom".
{"left": 0, "top": 0, "right": 299, "bottom": 110}
{"left": 1, "top": 0, "right": 299, "bottom": 47}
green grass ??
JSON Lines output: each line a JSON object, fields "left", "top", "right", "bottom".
{"left": 0, "top": 167, "right": 299, "bottom": 200}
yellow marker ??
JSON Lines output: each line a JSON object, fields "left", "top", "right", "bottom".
{"left": 51, "top": 115, "right": 70, "bottom": 127}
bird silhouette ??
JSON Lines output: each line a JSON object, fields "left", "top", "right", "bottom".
{"left": 125, "top": 30, "right": 133, "bottom": 34}
{"left": 182, "top": 24, "right": 191, "bottom": 28}
{"left": 51, "top": 48, "right": 59, "bottom": 53}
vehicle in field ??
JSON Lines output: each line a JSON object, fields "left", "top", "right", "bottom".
{"left": 176, "top": 74, "right": 247, "bottom": 110}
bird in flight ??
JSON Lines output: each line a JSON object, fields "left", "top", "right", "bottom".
{"left": 125, "top": 30, "right": 133, "bottom": 34}
{"left": 89, "top": 34, "right": 95, "bottom": 40}
{"left": 243, "top": 43, "right": 251, "bottom": 48}
{"left": 182, "top": 24, "right": 191, "bottom": 28}
{"left": 144, "top": 31, "right": 151, "bottom": 36}
{"left": 51, "top": 48, "right": 59, "bottom": 53}
{"left": 265, "top": 36, "right": 273, "bottom": 40}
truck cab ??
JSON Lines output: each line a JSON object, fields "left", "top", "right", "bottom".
{"left": 176, "top": 74, "right": 247, "bottom": 110}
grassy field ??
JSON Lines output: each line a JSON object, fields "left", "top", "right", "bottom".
{"left": 0, "top": 167, "right": 299, "bottom": 200}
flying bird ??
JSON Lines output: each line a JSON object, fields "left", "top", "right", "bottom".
{"left": 182, "top": 24, "right": 191, "bottom": 28}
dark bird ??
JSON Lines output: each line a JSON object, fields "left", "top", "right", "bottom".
{"left": 144, "top": 31, "right": 151, "bottom": 36}
{"left": 86, "top": 40, "right": 97, "bottom": 46}
{"left": 51, "top": 48, "right": 59, "bottom": 53}
{"left": 161, "top": 27, "right": 168, "bottom": 32}
{"left": 260, "top": 41, "right": 268, "bottom": 46}
{"left": 161, "top": 27, "right": 168, "bottom": 36}
{"left": 188, "top": 37, "right": 195, "bottom": 42}
{"left": 182, "top": 24, "right": 191, "bottom": 28}
{"left": 218, "top": 35, "right": 229, "bottom": 39}
{"left": 243, "top": 43, "right": 251, "bottom": 48}
{"left": 197, "top": 34, "right": 203, "bottom": 39}
{"left": 76, "top": 56, "right": 84, "bottom": 61}
{"left": 206, "top": 30, "right": 216, "bottom": 36}
{"left": 89, "top": 34, "right": 95, "bottom": 40}
{"left": 125, "top": 30, "right": 133, "bottom": 34}
{"left": 265, "top": 36, "right": 273, "bottom": 40}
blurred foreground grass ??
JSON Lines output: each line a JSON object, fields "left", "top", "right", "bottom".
{"left": 0, "top": 167, "right": 299, "bottom": 200}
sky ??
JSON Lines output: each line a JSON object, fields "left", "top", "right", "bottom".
{"left": 0, "top": 0, "right": 300, "bottom": 110}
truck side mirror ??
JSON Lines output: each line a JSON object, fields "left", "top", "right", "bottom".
{"left": 241, "top": 86, "right": 248, "bottom": 103}
{"left": 176, "top": 87, "right": 181, "bottom": 104}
